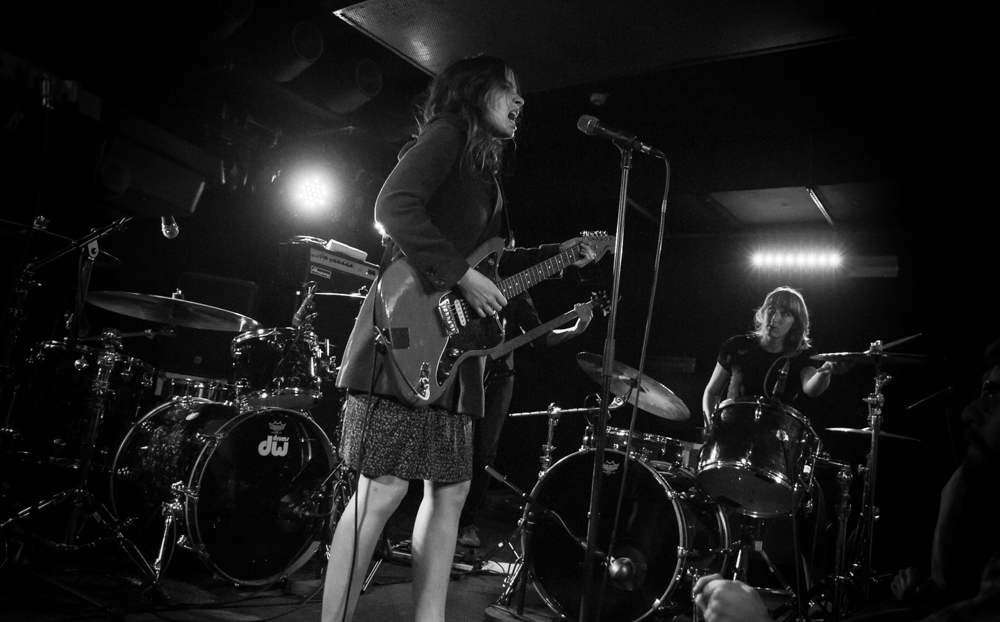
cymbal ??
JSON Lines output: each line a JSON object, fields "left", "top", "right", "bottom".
{"left": 314, "top": 291, "right": 366, "bottom": 299}
{"left": 2, "top": 219, "right": 122, "bottom": 268}
{"left": 824, "top": 427, "right": 919, "bottom": 442}
{"left": 576, "top": 352, "right": 690, "bottom": 421}
{"left": 812, "top": 351, "right": 935, "bottom": 365}
{"left": 87, "top": 291, "right": 262, "bottom": 332}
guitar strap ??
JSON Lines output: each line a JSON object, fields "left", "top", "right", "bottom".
{"left": 375, "top": 173, "right": 503, "bottom": 278}
{"left": 480, "top": 172, "right": 506, "bottom": 249}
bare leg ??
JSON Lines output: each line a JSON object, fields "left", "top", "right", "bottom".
{"left": 410, "top": 479, "right": 471, "bottom": 622}
{"left": 321, "top": 474, "right": 409, "bottom": 622}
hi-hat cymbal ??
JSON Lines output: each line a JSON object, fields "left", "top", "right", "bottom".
{"left": 576, "top": 352, "right": 690, "bottom": 421}
{"left": 2, "top": 219, "right": 122, "bottom": 268}
{"left": 824, "top": 427, "right": 919, "bottom": 442}
{"left": 812, "top": 351, "right": 935, "bottom": 365}
{"left": 88, "top": 291, "right": 262, "bottom": 332}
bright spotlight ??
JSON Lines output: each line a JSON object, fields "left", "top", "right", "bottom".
{"left": 751, "top": 247, "right": 845, "bottom": 273}
{"left": 291, "top": 174, "right": 332, "bottom": 211}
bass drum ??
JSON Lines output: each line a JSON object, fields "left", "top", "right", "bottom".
{"left": 525, "top": 449, "right": 730, "bottom": 622}
{"left": 111, "top": 398, "right": 336, "bottom": 585}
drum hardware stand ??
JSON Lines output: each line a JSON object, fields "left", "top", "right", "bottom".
{"left": 508, "top": 398, "right": 623, "bottom": 477}
{"left": 1, "top": 217, "right": 132, "bottom": 437}
{"left": 830, "top": 463, "right": 854, "bottom": 621}
{"left": 0, "top": 219, "right": 172, "bottom": 608}
{"left": 845, "top": 358, "right": 891, "bottom": 605}
{"left": 478, "top": 465, "right": 548, "bottom": 617}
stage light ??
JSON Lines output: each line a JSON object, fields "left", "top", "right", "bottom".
{"left": 289, "top": 172, "right": 333, "bottom": 212}
{"left": 750, "top": 248, "right": 844, "bottom": 272}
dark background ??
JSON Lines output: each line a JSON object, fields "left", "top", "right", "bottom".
{"left": 1, "top": 0, "right": 983, "bottom": 576}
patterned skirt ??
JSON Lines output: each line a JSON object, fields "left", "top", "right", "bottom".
{"left": 340, "top": 393, "right": 473, "bottom": 483}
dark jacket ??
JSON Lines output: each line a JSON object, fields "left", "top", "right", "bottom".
{"left": 337, "top": 114, "right": 558, "bottom": 416}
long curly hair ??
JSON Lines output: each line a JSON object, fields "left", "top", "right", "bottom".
{"left": 751, "top": 286, "right": 812, "bottom": 352}
{"left": 415, "top": 54, "right": 519, "bottom": 175}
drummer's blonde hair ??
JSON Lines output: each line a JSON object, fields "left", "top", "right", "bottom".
{"left": 752, "top": 286, "right": 812, "bottom": 352}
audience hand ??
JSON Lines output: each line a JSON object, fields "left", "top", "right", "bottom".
{"left": 693, "top": 574, "right": 772, "bottom": 622}
{"left": 891, "top": 566, "right": 938, "bottom": 603}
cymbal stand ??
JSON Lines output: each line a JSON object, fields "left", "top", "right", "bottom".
{"left": 831, "top": 464, "right": 854, "bottom": 621}
{"left": 847, "top": 350, "right": 891, "bottom": 603}
{"left": 1, "top": 220, "right": 164, "bottom": 605}
{"left": 2, "top": 218, "right": 130, "bottom": 433}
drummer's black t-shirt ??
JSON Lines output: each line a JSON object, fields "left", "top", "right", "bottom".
{"left": 717, "top": 334, "right": 817, "bottom": 411}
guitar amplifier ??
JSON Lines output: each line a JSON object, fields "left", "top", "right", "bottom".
{"left": 275, "top": 241, "right": 378, "bottom": 293}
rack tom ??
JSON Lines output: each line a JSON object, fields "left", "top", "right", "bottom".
{"left": 697, "top": 397, "right": 817, "bottom": 517}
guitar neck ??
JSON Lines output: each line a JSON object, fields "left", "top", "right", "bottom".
{"left": 496, "top": 245, "right": 583, "bottom": 299}
{"left": 489, "top": 307, "right": 581, "bottom": 360}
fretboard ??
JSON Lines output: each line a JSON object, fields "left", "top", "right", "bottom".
{"left": 497, "top": 245, "right": 581, "bottom": 299}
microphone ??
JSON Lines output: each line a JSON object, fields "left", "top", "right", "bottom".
{"left": 577, "top": 115, "right": 665, "bottom": 158}
{"left": 608, "top": 557, "right": 635, "bottom": 581}
{"left": 279, "top": 501, "right": 323, "bottom": 520}
{"left": 161, "top": 216, "right": 179, "bottom": 239}
{"left": 292, "top": 281, "right": 318, "bottom": 327}
{"left": 774, "top": 358, "right": 790, "bottom": 398}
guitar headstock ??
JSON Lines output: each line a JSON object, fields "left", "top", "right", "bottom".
{"left": 588, "top": 291, "right": 612, "bottom": 316}
{"left": 580, "top": 230, "right": 615, "bottom": 262}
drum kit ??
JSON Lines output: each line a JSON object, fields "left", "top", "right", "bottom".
{"left": 0, "top": 218, "right": 352, "bottom": 595}
{"left": 497, "top": 341, "right": 932, "bottom": 622}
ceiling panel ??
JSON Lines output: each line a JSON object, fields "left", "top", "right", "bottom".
{"left": 333, "top": 0, "right": 875, "bottom": 92}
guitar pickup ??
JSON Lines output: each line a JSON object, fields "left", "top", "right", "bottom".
{"left": 436, "top": 296, "right": 462, "bottom": 336}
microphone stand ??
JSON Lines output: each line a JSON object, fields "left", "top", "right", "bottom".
{"left": 579, "top": 146, "right": 631, "bottom": 622}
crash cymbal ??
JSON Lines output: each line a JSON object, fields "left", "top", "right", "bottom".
{"left": 812, "top": 351, "right": 935, "bottom": 365}
{"left": 576, "top": 352, "right": 690, "bottom": 421}
{"left": 824, "top": 427, "right": 919, "bottom": 442}
{"left": 2, "top": 219, "right": 122, "bottom": 268}
{"left": 87, "top": 291, "right": 262, "bottom": 332}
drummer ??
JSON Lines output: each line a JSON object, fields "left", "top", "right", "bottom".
{"left": 701, "top": 286, "right": 847, "bottom": 424}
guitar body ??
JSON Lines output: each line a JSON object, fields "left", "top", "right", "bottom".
{"left": 377, "top": 233, "right": 613, "bottom": 406}
{"left": 378, "top": 238, "right": 505, "bottom": 405}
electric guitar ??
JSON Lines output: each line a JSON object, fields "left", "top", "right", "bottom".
{"left": 377, "top": 233, "right": 614, "bottom": 405}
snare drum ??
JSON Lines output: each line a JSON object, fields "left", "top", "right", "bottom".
{"left": 697, "top": 397, "right": 818, "bottom": 517}
{"left": 231, "top": 327, "right": 325, "bottom": 410}
{"left": 603, "top": 426, "right": 702, "bottom": 471}
{"left": 111, "top": 398, "right": 336, "bottom": 585}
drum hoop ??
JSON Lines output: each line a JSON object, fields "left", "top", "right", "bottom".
{"left": 526, "top": 447, "right": 694, "bottom": 621}
{"left": 233, "top": 326, "right": 319, "bottom": 344}
{"left": 716, "top": 396, "right": 813, "bottom": 428}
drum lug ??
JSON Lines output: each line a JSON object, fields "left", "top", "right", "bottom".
{"left": 194, "top": 432, "right": 224, "bottom": 448}
{"left": 677, "top": 546, "right": 705, "bottom": 559}
{"left": 171, "top": 481, "right": 199, "bottom": 501}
